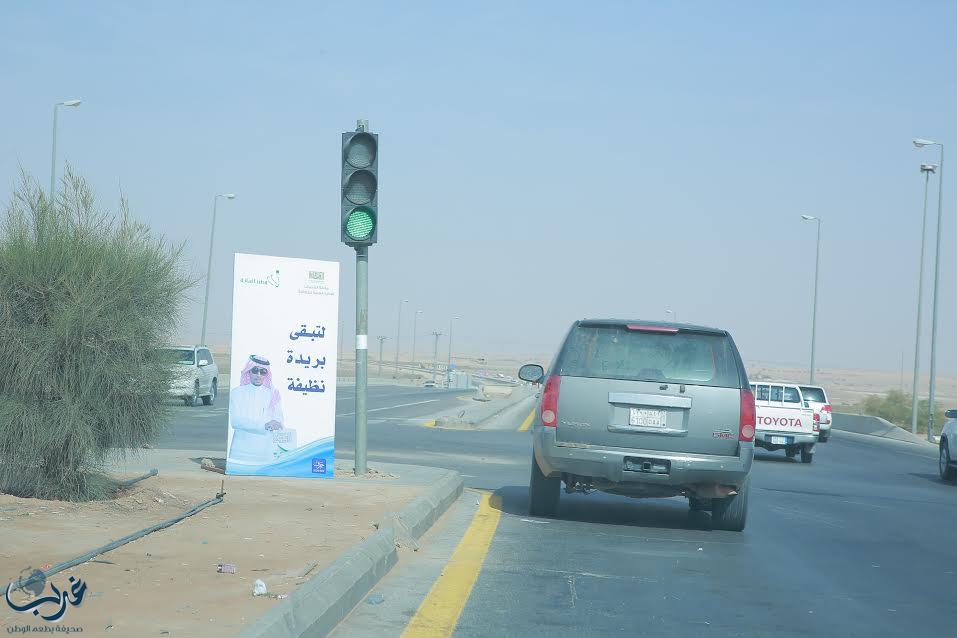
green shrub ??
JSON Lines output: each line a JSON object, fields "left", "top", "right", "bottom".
{"left": 0, "top": 169, "right": 193, "bottom": 500}
{"left": 859, "top": 389, "right": 945, "bottom": 435}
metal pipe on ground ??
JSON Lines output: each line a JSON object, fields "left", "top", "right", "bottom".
{"left": 6, "top": 486, "right": 226, "bottom": 595}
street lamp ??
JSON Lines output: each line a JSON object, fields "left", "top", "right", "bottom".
{"left": 665, "top": 309, "right": 676, "bottom": 322}
{"left": 801, "top": 214, "right": 822, "bottom": 384}
{"left": 377, "top": 336, "right": 389, "bottom": 378}
{"left": 50, "top": 99, "right": 82, "bottom": 199}
{"left": 914, "top": 138, "right": 945, "bottom": 442}
{"left": 394, "top": 299, "right": 408, "bottom": 378}
{"left": 447, "top": 316, "right": 461, "bottom": 387}
{"left": 200, "top": 193, "right": 236, "bottom": 346}
{"left": 911, "top": 162, "right": 938, "bottom": 435}
{"left": 411, "top": 310, "right": 423, "bottom": 367}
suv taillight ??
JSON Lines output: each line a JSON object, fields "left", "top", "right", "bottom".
{"left": 739, "top": 388, "right": 756, "bottom": 442}
{"left": 540, "top": 376, "right": 561, "bottom": 427}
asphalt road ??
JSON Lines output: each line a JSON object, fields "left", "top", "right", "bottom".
{"left": 330, "top": 407, "right": 957, "bottom": 637}
{"left": 159, "top": 387, "right": 957, "bottom": 635}
{"left": 154, "top": 384, "right": 470, "bottom": 451}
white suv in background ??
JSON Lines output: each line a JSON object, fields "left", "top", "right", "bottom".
{"left": 164, "top": 346, "right": 219, "bottom": 407}
{"left": 800, "top": 385, "right": 833, "bottom": 442}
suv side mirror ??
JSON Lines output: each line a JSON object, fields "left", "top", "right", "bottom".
{"left": 518, "top": 364, "right": 545, "bottom": 384}
{"left": 198, "top": 359, "right": 209, "bottom": 367}
{"left": 946, "top": 409, "right": 957, "bottom": 419}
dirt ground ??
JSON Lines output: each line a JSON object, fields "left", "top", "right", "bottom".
{"left": 0, "top": 465, "right": 422, "bottom": 637}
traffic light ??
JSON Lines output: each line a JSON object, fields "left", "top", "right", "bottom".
{"left": 341, "top": 126, "right": 378, "bottom": 246}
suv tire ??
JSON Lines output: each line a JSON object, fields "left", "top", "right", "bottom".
{"left": 711, "top": 477, "right": 749, "bottom": 532}
{"left": 184, "top": 381, "right": 200, "bottom": 407}
{"left": 940, "top": 440, "right": 957, "bottom": 481}
{"left": 528, "top": 453, "right": 560, "bottom": 517}
{"left": 203, "top": 380, "right": 217, "bottom": 406}
{"left": 801, "top": 445, "right": 814, "bottom": 464}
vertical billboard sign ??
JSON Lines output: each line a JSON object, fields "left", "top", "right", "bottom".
{"left": 226, "top": 253, "right": 339, "bottom": 477}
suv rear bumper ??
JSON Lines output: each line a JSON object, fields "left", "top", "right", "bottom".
{"left": 533, "top": 427, "right": 752, "bottom": 491}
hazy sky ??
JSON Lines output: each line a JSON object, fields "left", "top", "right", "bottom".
{"left": 2, "top": 1, "right": 955, "bottom": 374}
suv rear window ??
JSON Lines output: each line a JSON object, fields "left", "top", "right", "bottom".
{"left": 556, "top": 325, "right": 743, "bottom": 388}
{"left": 800, "top": 386, "right": 827, "bottom": 403}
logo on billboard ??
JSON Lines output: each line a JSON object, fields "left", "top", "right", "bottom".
{"left": 241, "top": 269, "right": 281, "bottom": 288}
{"left": 300, "top": 270, "right": 333, "bottom": 296}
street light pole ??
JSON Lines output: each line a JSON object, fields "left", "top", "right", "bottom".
{"left": 431, "top": 331, "right": 443, "bottom": 384}
{"left": 377, "top": 336, "right": 388, "bottom": 377}
{"left": 411, "top": 310, "right": 423, "bottom": 367}
{"left": 447, "top": 316, "right": 460, "bottom": 388}
{"left": 200, "top": 194, "right": 236, "bottom": 346}
{"left": 911, "top": 163, "right": 937, "bottom": 435}
{"left": 50, "top": 99, "right": 82, "bottom": 200}
{"left": 914, "top": 138, "right": 945, "bottom": 442}
{"left": 394, "top": 299, "right": 408, "bottom": 378}
{"left": 801, "top": 215, "right": 822, "bottom": 384}
{"left": 665, "top": 309, "right": 676, "bottom": 322}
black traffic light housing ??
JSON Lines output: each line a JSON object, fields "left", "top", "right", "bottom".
{"left": 341, "top": 125, "right": 378, "bottom": 247}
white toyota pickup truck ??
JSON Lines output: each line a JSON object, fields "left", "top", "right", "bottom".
{"left": 750, "top": 381, "right": 819, "bottom": 463}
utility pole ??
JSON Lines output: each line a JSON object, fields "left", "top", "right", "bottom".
{"left": 377, "top": 336, "right": 388, "bottom": 377}
{"left": 431, "top": 331, "right": 443, "bottom": 384}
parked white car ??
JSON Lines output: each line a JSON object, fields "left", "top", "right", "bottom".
{"left": 799, "top": 384, "right": 833, "bottom": 442}
{"left": 939, "top": 408, "right": 957, "bottom": 481}
{"left": 751, "top": 381, "right": 818, "bottom": 463}
{"left": 163, "top": 346, "right": 219, "bottom": 407}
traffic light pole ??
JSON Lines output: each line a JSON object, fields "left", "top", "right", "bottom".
{"left": 354, "top": 246, "right": 369, "bottom": 475}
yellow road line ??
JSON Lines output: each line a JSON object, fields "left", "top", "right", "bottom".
{"left": 401, "top": 492, "right": 502, "bottom": 637}
{"left": 517, "top": 408, "right": 535, "bottom": 432}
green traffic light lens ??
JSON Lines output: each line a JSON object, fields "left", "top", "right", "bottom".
{"left": 346, "top": 208, "right": 375, "bottom": 240}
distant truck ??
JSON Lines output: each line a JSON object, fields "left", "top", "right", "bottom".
{"left": 750, "top": 381, "right": 818, "bottom": 463}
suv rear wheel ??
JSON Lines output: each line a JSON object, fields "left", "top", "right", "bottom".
{"left": 711, "top": 477, "right": 749, "bottom": 532}
{"left": 940, "top": 440, "right": 957, "bottom": 481}
{"left": 801, "top": 445, "right": 814, "bottom": 464}
{"left": 528, "top": 454, "right": 560, "bottom": 517}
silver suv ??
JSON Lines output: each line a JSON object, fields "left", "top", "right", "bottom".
{"left": 163, "top": 346, "right": 220, "bottom": 407}
{"left": 518, "top": 320, "right": 755, "bottom": 531}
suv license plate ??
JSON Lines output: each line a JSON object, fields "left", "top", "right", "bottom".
{"left": 770, "top": 436, "right": 791, "bottom": 445}
{"left": 629, "top": 408, "right": 667, "bottom": 427}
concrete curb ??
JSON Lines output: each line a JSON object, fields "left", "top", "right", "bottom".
{"left": 434, "top": 388, "right": 534, "bottom": 429}
{"left": 235, "top": 469, "right": 464, "bottom": 638}
{"left": 832, "top": 413, "right": 937, "bottom": 448}
{"left": 830, "top": 429, "right": 938, "bottom": 454}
